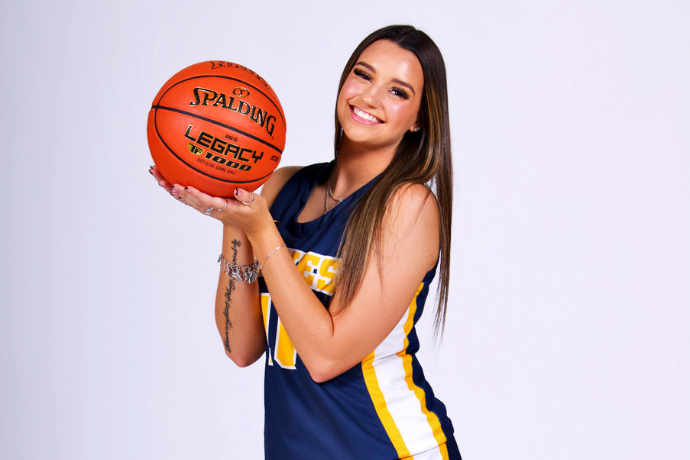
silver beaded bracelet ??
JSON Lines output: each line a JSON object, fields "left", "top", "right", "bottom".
{"left": 218, "top": 244, "right": 286, "bottom": 283}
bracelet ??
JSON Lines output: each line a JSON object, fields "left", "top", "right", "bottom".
{"left": 257, "top": 244, "right": 286, "bottom": 271}
{"left": 217, "top": 244, "right": 285, "bottom": 283}
{"left": 218, "top": 254, "right": 260, "bottom": 283}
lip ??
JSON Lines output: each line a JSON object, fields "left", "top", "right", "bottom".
{"left": 349, "top": 105, "right": 383, "bottom": 125}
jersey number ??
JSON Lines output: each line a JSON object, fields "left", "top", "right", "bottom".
{"left": 261, "top": 293, "right": 297, "bottom": 369}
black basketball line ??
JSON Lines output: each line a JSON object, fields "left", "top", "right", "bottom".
{"left": 152, "top": 106, "right": 277, "bottom": 185}
{"left": 152, "top": 105, "right": 283, "bottom": 154}
{"left": 156, "top": 74, "right": 286, "bottom": 125}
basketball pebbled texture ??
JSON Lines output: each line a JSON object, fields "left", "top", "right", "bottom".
{"left": 147, "top": 60, "right": 286, "bottom": 196}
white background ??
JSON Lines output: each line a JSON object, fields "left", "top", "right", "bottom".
{"left": 1, "top": 0, "right": 688, "bottom": 459}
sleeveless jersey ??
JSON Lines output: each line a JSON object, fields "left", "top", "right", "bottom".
{"left": 259, "top": 162, "right": 460, "bottom": 460}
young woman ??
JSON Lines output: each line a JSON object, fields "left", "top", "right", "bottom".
{"left": 152, "top": 25, "right": 460, "bottom": 460}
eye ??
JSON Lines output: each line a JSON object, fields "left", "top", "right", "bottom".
{"left": 353, "top": 68, "right": 371, "bottom": 81}
{"left": 391, "top": 87, "right": 409, "bottom": 100}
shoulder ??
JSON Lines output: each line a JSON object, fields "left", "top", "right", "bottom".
{"left": 259, "top": 166, "right": 303, "bottom": 208}
{"left": 383, "top": 183, "right": 440, "bottom": 269}
{"left": 388, "top": 183, "right": 439, "bottom": 226}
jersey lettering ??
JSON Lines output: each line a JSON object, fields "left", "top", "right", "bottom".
{"left": 290, "top": 248, "right": 339, "bottom": 295}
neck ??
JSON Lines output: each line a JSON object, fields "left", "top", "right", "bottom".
{"left": 332, "top": 138, "right": 396, "bottom": 197}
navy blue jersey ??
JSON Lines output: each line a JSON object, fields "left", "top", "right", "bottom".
{"left": 259, "top": 162, "right": 460, "bottom": 460}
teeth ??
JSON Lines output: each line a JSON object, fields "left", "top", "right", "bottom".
{"left": 353, "top": 107, "right": 381, "bottom": 123}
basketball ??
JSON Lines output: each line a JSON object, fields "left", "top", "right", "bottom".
{"left": 147, "top": 61, "right": 286, "bottom": 196}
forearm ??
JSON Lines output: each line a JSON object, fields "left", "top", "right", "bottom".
{"left": 248, "top": 226, "right": 338, "bottom": 379}
{"left": 215, "top": 224, "right": 266, "bottom": 367}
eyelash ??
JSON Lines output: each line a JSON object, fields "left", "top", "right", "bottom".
{"left": 353, "top": 68, "right": 410, "bottom": 100}
{"left": 353, "top": 68, "right": 371, "bottom": 81}
{"left": 391, "top": 87, "right": 409, "bottom": 100}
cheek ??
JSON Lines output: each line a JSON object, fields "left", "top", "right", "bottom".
{"left": 336, "top": 89, "right": 350, "bottom": 119}
{"left": 338, "top": 80, "right": 358, "bottom": 105}
{"left": 336, "top": 82, "right": 360, "bottom": 120}
{"left": 389, "top": 103, "right": 420, "bottom": 128}
{"left": 336, "top": 100, "right": 353, "bottom": 129}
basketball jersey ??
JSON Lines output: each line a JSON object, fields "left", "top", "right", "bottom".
{"left": 259, "top": 162, "right": 459, "bottom": 460}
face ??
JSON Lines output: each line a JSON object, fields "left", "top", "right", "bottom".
{"left": 337, "top": 39, "right": 424, "bottom": 153}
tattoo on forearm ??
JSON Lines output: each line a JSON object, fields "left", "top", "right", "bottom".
{"left": 223, "top": 239, "right": 241, "bottom": 354}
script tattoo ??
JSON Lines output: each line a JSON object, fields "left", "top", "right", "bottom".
{"left": 223, "top": 239, "right": 241, "bottom": 354}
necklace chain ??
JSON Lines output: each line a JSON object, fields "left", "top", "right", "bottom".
{"left": 324, "top": 169, "right": 345, "bottom": 214}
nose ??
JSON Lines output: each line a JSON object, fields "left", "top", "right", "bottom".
{"left": 361, "top": 85, "right": 381, "bottom": 108}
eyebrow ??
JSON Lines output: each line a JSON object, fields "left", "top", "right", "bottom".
{"left": 355, "top": 61, "right": 417, "bottom": 96}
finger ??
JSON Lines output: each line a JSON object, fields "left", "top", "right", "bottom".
{"left": 234, "top": 188, "right": 256, "bottom": 207}
{"left": 177, "top": 185, "right": 227, "bottom": 210}
{"left": 149, "top": 165, "right": 164, "bottom": 181}
{"left": 150, "top": 165, "right": 172, "bottom": 192}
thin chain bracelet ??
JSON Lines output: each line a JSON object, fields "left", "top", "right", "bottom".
{"left": 258, "top": 244, "right": 286, "bottom": 271}
{"left": 217, "top": 244, "right": 286, "bottom": 283}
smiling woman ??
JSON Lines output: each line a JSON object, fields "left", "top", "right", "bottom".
{"left": 336, "top": 40, "right": 424, "bottom": 152}
{"left": 151, "top": 24, "right": 459, "bottom": 460}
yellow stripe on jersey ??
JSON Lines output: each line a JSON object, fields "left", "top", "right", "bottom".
{"left": 399, "top": 442, "right": 450, "bottom": 460}
{"left": 261, "top": 293, "right": 274, "bottom": 366}
{"left": 440, "top": 442, "right": 450, "bottom": 460}
{"left": 362, "top": 350, "right": 411, "bottom": 458}
{"left": 399, "top": 283, "right": 448, "bottom": 449}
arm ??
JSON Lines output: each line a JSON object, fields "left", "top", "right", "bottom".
{"left": 151, "top": 165, "right": 302, "bottom": 367}
{"left": 210, "top": 167, "right": 303, "bottom": 366}
{"left": 213, "top": 225, "right": 263, "bottom": 367}
{"left": 220, "top": 182, "right": 440, "bottom": 382}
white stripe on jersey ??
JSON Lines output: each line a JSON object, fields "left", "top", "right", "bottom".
{"left": 364, "top": 283, "right": 447, "bottom": 457}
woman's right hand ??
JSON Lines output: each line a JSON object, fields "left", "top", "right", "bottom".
{"left": 149, "top": 164, "right": 231, "bottom": 223}
{"left": 149, "top": 164, "right": 174, "bottom": 194}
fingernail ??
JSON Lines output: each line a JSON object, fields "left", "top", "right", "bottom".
{"left": 234, "top": 188, "right": 239, "bottom": 196}
{"left": 184, "top": 187, "right": 189, "bottom": 190}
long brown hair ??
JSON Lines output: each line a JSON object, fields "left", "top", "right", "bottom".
{"left": 333, "top": 25, "right": 453, "bottom": 336}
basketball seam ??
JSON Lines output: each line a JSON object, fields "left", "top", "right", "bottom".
{"left": 156, "top": 74, "right": 286, "bottom": 125}
{"left": 152, "top": 107, "right": 276, "bottom": 185}
{"left": 151, "top": 105, "right": 284, "bottom": 154}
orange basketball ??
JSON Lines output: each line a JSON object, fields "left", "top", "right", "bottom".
{"left": 147, "top": 61, "right": 286, "bottom": 196}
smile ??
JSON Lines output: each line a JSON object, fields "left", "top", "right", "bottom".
{"left": 351, "top": 106, "right": 383, "bottom": 124}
